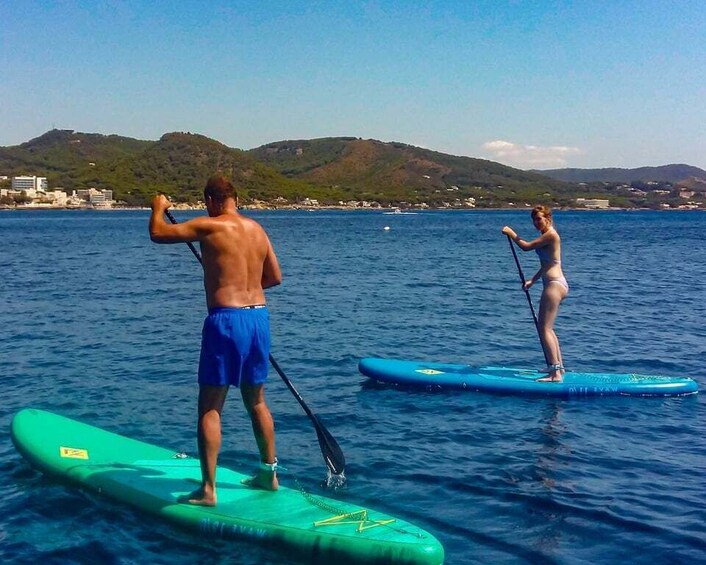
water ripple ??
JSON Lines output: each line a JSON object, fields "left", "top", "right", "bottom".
{"left": 1, "top": 210, "right": 705, "bottom": 564}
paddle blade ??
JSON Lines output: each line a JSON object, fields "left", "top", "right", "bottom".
{"left": 268, "top": 354, "right": 346, "bottom": 475}
{"left": 313, "top": 415, "right": 346, "bottom": 475}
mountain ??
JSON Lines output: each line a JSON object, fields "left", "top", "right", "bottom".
{"left": 1, "top": 130, "right": 572, "bottom": 206}
{"left": 0, "top": 129, "right": 150, "bottom": 175}
{"left": 675, "top": 176, "right": 706, "bottom": 191}
{"left": 536, "top": 164, "right": 706, "bottom": 183}
{"left": 0, "top": 130, "right": 315, "bottom": 205}
{"left": 80, "top": 132, "right": 315, "bottom": 204}
{"left": 5, "top": 130, "right": 701, "bottom": 208}
{"left": 247, "top": 137, "right": 569, "bottom": 205}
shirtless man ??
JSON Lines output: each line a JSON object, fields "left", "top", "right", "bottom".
{"left": 149, "top": 174, "right": 282, "bottom": 506}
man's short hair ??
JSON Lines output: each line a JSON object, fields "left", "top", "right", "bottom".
{"left": 204, "top": 175, "right": 237, "bottom": 204}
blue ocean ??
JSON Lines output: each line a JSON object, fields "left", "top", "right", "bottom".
{"left": 1, "top": 209, "right": 704, "bottom": 564}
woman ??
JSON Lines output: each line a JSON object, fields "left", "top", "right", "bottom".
{"left": 502, "top": 205, "right": 568, "bottom": 382}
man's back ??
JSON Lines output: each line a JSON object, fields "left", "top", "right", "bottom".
{"left": 149, "top": 190, "right": 281, "bottom": 309}
{"left": 200, "top": 214, "right": 278, "bottom": 309}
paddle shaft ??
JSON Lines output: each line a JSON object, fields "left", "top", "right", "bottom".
{"left": 268, "top": 355, "right": 315, "bottom": 418}
{"left": 163, "top": 209, "right": 345, "bottom": 475}
{"left": 506, "top": 234, "right": 550, "bottom": 366}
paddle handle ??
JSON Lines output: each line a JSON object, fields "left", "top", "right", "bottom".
{"left": 506, "top": 235, "right": 550, "bottom": 366}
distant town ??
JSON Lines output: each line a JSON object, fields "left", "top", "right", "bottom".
{"left": 1, "top": 174, "right": 704, "bottom": 211}
{"left": 1, "top": 175, "right": 117, "bottom": 209}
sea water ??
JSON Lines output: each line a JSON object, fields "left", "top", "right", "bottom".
{"left": 0, "top": 209, "right": 704, "bottom": 564}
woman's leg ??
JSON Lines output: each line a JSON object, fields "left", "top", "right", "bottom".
{"left": 536, "top": 283, "right": 567, "bottom": 382}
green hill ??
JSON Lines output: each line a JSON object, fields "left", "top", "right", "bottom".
{"left": 536, "top": 164, "right": 706, "bottom": 183}
{"left": 0, "top": 129, "right": 150, "bottom": 179}
{"left": 77, "top": 132, "right": 317, "bottom": 205}
{"left": 0, "top": 130, "right": 317, "bottom": 205}
{"left": 5, "top": 129, "right": 705, "bottom": 209}
{"left": 247, "top": 137, "right": 571, "bottom": 206}
{"left": 13, "top": 129, "right": 700, "bottom": 209}
{"left": 2, "top": 130, "right": 577, "bottom": 206}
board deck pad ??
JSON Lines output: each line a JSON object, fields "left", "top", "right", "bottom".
{"left": 359, "top": 358, "right": 698, "bottom": 397}
{"left": 11, "top": 408, "right": 444, "bottom": 564}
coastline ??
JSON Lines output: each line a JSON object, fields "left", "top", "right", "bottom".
{"left": 1, "top": 205, "right": 703, "bottom": 212}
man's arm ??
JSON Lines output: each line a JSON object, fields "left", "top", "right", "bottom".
{"left": 149, "top": 194, "right": 209, "bottom": 244}
{"left": 261, "top": 236, "right": 282, "bottom": 289}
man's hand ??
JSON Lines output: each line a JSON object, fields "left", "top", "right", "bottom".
{"left": 151, "top": 194, "right": 172, "bottom": 213}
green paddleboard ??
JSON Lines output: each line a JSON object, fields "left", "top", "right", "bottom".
{"left": 11, "top": 409, "right": 443, "bottom": 564}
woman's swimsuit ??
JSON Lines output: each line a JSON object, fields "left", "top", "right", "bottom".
{"left": 535, "top": 238, "right": 569, "bottom": 292}
{"left": 542, "top": 274, "right": 569, "bottom": 292}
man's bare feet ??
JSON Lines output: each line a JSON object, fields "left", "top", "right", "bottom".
{"left": 241, "top": 462, "right": 279, "bottom": 491}
{"left": 177, "top": 487, "right": 216, "bottom": 506}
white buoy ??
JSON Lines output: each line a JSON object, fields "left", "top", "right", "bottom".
{"left": 383, "top": 226, "right": 390, "bottom": 231}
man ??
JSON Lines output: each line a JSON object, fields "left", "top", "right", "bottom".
{"left": 149, "top": 174, "right": 282, "bottom": 506}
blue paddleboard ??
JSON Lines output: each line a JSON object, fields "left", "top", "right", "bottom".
{"left": 358, "top": 358, "right": 698, "bottom": 397}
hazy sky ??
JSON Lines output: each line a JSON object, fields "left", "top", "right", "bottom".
{"left": 2, "top": 1, "right": 704, "bottom": 169}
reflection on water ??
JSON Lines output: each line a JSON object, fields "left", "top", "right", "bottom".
{"left": 534, "top": 401, "right": 568, "bottom": 554}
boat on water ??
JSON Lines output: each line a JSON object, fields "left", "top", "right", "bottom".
{"left": 382, "top": 208, "right": 418, "bottom": 215}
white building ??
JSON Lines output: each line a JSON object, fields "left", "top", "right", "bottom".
{"left": 576, "top": 198, "right": 610, "bottom": 209}
{"left": 75, "top": 188, "right": 114, "bottom": 207}
{"left": 12, "top": 176, "right": 48, "bottom": 196}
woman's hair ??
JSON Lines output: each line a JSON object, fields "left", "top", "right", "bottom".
{"left": 204, "top": 174, "right": 237, "bottom": 204}
{"left": 531, "top": 205, "right": 552, "bottom": 222}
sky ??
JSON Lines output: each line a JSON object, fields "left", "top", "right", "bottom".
{"left": 1, "top": 0, "right": 705, "bottom": 170}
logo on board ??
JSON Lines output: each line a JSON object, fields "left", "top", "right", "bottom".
{"left": 60, "top": 447, "right": 89, "bottom": 459}
{"left": 416, "top": 369, "right": 443, "bottom": 375}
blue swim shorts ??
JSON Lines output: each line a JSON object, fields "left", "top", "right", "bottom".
{"left": 198, "top": 306, "right": 271, "bottom": 387}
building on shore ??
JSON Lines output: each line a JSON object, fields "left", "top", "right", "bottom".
{"left": 75, "top": 188, "right": 114, "bottom": 207}
{"left": 11, "top": 176, "right": 48, "bottom": 198}
{"left": 575, "top": 198, "right": 610, "bottom": 209}
{"left": 2, "top": 179, "right": 115, "bottom": 208}
{"left": 36, "top": 190, "right": 68, "bottom": 207}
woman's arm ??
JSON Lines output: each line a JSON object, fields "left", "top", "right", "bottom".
{"left": 524, "top": 268, "right": 542, "bottom": 289}
{"left": 502, "top": 226, "right": 554, "bottom": 251}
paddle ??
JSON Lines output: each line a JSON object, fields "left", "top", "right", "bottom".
{"left": 164, "top": 209, "right": 346, "bottom": 476}
{"left": 506, "top": 234, "right": 550, "bottom": 366}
